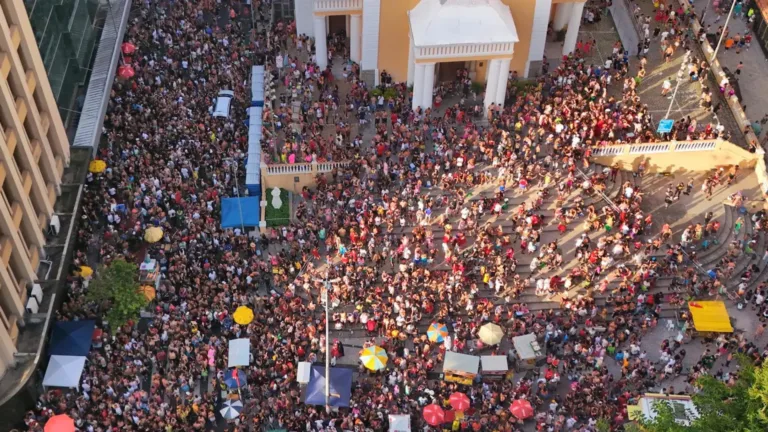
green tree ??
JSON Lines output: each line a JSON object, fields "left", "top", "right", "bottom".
{"left": 637, "top": 355, "right": 768, "bottom": 432}
{"left": 86, "top": 259, "right": 147, "bottom": 328}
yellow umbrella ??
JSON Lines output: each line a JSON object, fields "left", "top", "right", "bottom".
{"left": 89, "top": 160, "right": 107, "bottom": 173}
{"left": 359, "top": 345, "right": 388, "bottom": 371}
{"left": 144, "top": 226, "right": 164, "bottom": 243}
{"left": 232, "top": 306, "right": 254, "bottom": 325}
{"left": 138, "top": 285, "right": 156, "bottom": 301}
{"left": 478, "top": 322, "right": 504, "bottom": 345}
{"left": 77, "top": 265, "right": 93, "bottom": 278}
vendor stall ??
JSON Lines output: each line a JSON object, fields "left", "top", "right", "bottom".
{"left": 443, "top": 352, "right": 479, "bottom": 385}
{"left": 688, "top": 301, "right": 733, "bottom": 333}
{"left": 512, "top": 333, "right": 545, "bottom": 370}
{"left": 139, "top": 256, "right": 162, "bottom": 290}
{"left": 480, "top": 355, "right": 509, "bottom": 381}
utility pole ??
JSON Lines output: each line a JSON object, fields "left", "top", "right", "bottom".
{"left": 710, "top": 0, "right": 737, "bottom": 63}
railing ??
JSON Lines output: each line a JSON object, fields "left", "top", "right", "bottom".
{"left": 592, "top": 139, "right": 723, "bottom": 156}
{"left": 265, "top": 164, "right": 314, "bottom": 175}
{"left": 415, "top": 42, "right": 514, "bottom": 61}
{"left": 313, "top": 0, "right": 362, "bottom": 13}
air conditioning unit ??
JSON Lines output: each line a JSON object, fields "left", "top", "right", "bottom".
{"left": 31, "top": 284, "right": 43, "bottom": 304}
{"left": 49, "top": 214, "right": 61, "bottom": 236}
{"left": 26, "top": 296, "right": 39, "bottom": 314}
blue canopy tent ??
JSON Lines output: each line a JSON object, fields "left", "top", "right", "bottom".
{"left": 48, "top": 320, "right": 96, "bottom": 357}
{"left": 245, "top": 107, "right": 263, "bottom": 197}
{"left": 220, "top": 197, "right": 261, "bottom": 228}
{"left": 304, "top": 365, "right": 353, "bottom": 407}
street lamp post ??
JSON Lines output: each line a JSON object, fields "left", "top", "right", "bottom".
{"left": 312, "top": 274, "right": 340, "bottom": 412}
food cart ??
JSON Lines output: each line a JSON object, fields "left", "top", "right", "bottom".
{"left": 480, "top": 355, "right": 509, "bottom": 381}
{"left": 139, "top": 256, "right": 162, "bottom": 290}
{"left": 443, "top": 352, "right": 479, "bottom": 385}
{"left": 512, "top": 333, "right": 545, "bottom": 370}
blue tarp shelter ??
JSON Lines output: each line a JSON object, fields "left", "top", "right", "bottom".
{"left": 49, "top": 320, "right": 96, "bottom": 357}
{"left": 305, "top": 365, "right": 353, "bottom": 407}
{"left": 220, "top": 197, "right": 260, "bottom": 228}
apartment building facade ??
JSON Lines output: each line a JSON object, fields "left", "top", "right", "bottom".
{"left": 0, "top": 0, "right": 70, "bottom": 379}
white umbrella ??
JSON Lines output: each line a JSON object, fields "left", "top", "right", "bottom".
{"left": 220, "top": 399, "right": 244, "bottom": 420}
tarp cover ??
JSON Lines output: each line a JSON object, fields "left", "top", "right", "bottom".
{"left": 305, "top": 365, "right": 353, "bottom": 407}
{"left": 388, "top": 414, "right": 411, "bottom": 431}
{"left": 512, "top": 333, "right": 541, "bottom": 360}
{"left": 443, "top": 351, "right": 479, "bottom": 375}
{"left": 228, "top": 338, "right": 250, "bottom": 367}
{"left": 220, "top": 197, "right": 261, "bottom": 228}
{"left": 43, "top": 355, "right": 86, "bottom": 388}
{"left": 480, "top": 355, "right": 508, "bottom": 372}
{"left": 689, "top": 301, "right": 733, "bottom": 333}
{"left": 49, "top": 320, "right": 96, "bottom": 357}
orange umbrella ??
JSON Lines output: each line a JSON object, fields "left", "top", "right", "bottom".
{"left": 509, "top": 399, "right": 534, "bottom": 419}
{"left": 118, "top": 65, "right": 135, "bottom": 79}
{"left": 138, "top": 285, "right": 156, "bottom": 301}
{"left": 44, "top": 414, "right": 75, "bottom": 432}
{"left": 423, "top": 404, "right": 445, "bottom": 426}
{"left": 449, "top": 392, "right": 470, "bottom": 411}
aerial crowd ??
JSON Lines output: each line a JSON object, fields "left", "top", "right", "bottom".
{"left": 16, "top": 0, "right": 768, "bottom": 431}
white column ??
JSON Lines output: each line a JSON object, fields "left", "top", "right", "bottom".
{"left": 484, "top": 59, "right": 501, "bottom": 113}
{"left": 361, "top": 0, "right": 382, "bottom": 71}
{"left": 563, "top": 2, "right": 585, "bottom": 56}
{"left": 526, "top": 0, "right": 553, "bottom": 77}
{"left": 407, "top": 37, "right": 415, "bottom": 85}
{"left": 350, "top": 14, "right": 362, "bottom": 63}
{"left": 495, "top": 58, "right": 511, "bottom": 106}
{"left": 553, "top": 2, "right": 572, "bottom": 31}
{"left": 346, "top": 15, "right": 351, "bottom": 35}
{"left": 314, "top": 15, "right": 328, "bottom": 70}
{"left": 295, "top": 0, "right": 315, "bottom": 37}
{"left": 412, "top": 63, "right": 426, "bottom": 110}
{"left": 421, "top": 63, "right": 436, "bottom": 109}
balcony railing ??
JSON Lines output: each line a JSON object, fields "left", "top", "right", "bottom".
{"left": 313, "top": 0, "right": 362, "bottom": 13}
{"left": 591, "top": 139, "right": 723, "bottom": 157}
{"left": 415, "top": 42, "right": 514, "bottom": 61}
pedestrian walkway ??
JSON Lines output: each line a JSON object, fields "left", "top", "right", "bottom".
{"left": 694, "top": 0, "right": 768, "bottom": 139}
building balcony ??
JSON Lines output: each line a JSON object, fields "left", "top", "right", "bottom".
{"left": 313, "top": 0, "right": 362, "bottom": 14}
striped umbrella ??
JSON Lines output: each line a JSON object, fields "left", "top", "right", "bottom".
{"left": 359, "top": 345, "right": 388, "bottom": 371}
{"left": 427, "top": 322, "right": 449, "bottom": 342}
{"left": 220, "top": 399, "right": 244, "bottom": 420}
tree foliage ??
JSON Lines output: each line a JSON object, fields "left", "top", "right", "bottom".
{"left": 86, "top": 259, "right": 147, "bottom": 327}
{"left": 638, "top": 356, "right": 768, "bottom": 432}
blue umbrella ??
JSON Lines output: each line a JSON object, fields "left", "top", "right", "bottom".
{"left": 224, "top": 369, "right": 247, "bottom": 389}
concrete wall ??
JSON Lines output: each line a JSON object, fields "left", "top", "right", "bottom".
{"left": 592, "top": 140, "right": 758, "bottom": 174}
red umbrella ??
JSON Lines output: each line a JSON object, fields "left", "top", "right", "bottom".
{"left": 509, "top": 399, "right": 534, "bottom": 420}
{"left": 449, "top": 392, "right": 470, "bottom": 411}
{"left": 422, "top": 404, "right": 445, "bottom": 426}
{"left": 121, "top": 42, "right": 136, "bottom": 55}
{"left": 118, "top": 65, "right": 135, "bottom": 79}
{"left": 44, "top": 414, "right": 75, "bottom": 432}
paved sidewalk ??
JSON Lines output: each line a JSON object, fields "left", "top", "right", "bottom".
{"left": 693, "top": 0, "right": 768, "bottom": 138}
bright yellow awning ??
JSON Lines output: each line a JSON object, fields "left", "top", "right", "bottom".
{"left": 688, "top": 301, "right": 733, "bottom": 333}
{"left": 627, "top": 404, "right": 642, "bottom": 421}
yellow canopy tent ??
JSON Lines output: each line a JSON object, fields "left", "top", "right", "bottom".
{"left": 688, "top": 301, "right": 733, "bottom": 333}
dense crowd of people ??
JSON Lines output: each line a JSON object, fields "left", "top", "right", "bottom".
{"left": 15, "top": 0, "right": 768, "bottom": 431}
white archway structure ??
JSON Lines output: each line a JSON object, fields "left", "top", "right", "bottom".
{"left": 407, "top": 0, "right": 518, "bottom": 114}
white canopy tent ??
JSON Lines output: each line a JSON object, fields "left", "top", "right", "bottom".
{"left": 43, "top": 355, "right": 86, "bottom": 389}
{"left": 408, "top": 0, "right": 519, "bottom": 48}
{"left": 297, "top": 361, "right": 312, "bottom": 384}
{"left": 388, "top": 414, "right": 411, "bottom": 431}
{"left": 228, "top": 338, "right": 251, "bottom": 367}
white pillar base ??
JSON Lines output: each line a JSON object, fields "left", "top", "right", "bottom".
{"left": 350, "top": 14, "right": 362, "bottom": 63}
{"left": 412, "top": 63, "right": 426, "bottom": 110}
{"left": 563, "top": 2, "right": 585, "bottom": 56}
{"left": 484, "top": 59, "right": 501, "bottom": 114}
{"left": 314, "top": 16, "right": 328, "bottom": 70}
{"left": 421, "top": 63, "right": 436, "bottom": 109}
{"left": 553, "top": 3, "right": 573, "bottom": 31}
{"left": 495, "top": 58, "right": 511, "bottom": 106}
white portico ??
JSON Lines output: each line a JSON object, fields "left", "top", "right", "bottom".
{"left": 407, "top": 0, "right": 519, "bottom": 114}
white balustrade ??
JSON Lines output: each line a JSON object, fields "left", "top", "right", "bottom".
{"left": 313, "top": 0, "right": 362, "bottom": 13}
{"left": 415, "top": 42, "right": 514, "bottom": 61}
{"left": 629, "top": 144, "right": 671, "bottom": 154}
{"left": 674, "top": 141, "right": 718, "bottom": 152}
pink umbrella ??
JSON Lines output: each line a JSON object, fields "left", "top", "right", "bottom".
{"left": 449, "top": 392, "right": 471, "bottom": 411}
{"left": 118, "top": 65, "right": 135, "bottom": 79}
{"left": 422, "top": 404, "right": 445, "bottom": 426}
{"left": 121, "top": 42, "right": 136, "bottom": 55}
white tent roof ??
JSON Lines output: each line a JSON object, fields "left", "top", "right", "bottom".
{"left": 480, "top": 355, "right": 508, "bottom": 372}
{"left": 388, "top": 414, "right": 411, "bottom": 431}
{"left": 409, "top": 0, "right": 519, "bottom": 47}
{"left": 297, "top": 361, "right": 312, "bottom": 384}
{"left": 43, "top": 355, "right": 86, "bottom": 388}
{"left": 228, "top": 338, "right": 251, "bottom": 367}
{"left": 443, "top": 351, "right": 480, "bottom": 374}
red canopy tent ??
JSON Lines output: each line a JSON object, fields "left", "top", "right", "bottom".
{"left": 44, "top": 414, "right": 75, "bottom": 432}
